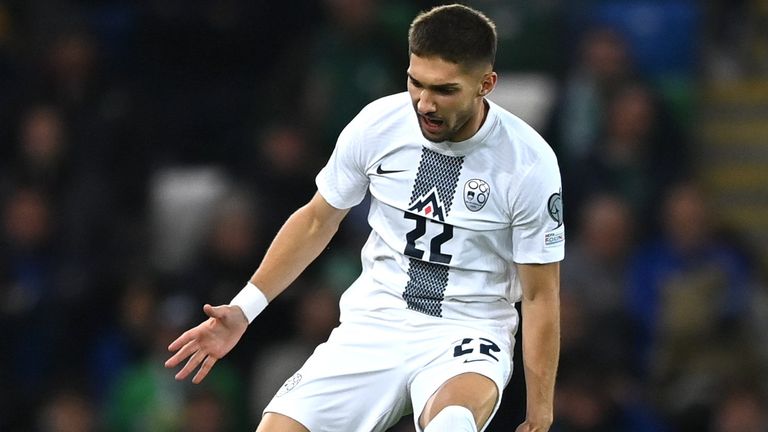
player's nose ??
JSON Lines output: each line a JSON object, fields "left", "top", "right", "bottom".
{"left": 417, "top": 90, "right": 436, "bottom": 114}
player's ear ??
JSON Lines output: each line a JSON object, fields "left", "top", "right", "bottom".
{"left": 478, "top": 72, "right": 497, "bottom": 96}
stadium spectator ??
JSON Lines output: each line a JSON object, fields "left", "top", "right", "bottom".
{"left": 0, "top": 186, "right": 63, "bottom": 429}
{"left": 561, "top": 193, "right": 635, "bottom": 319}
{"left": 711, "top": 383, "right": 767, "bottom": 432}
{"left": 547, "top": 27, "right": 636, "bottom": 165}
{"left": 567, "top": 83, "right": 689, "bottom": 236}
{"left": 37, "top": 386, "right": 98, "bottom": 432}
{"left": 627, "top": 181, "right": 760, "bottom": 428}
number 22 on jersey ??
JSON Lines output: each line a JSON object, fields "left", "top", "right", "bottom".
{"left": 403, "top": 212, "right": 454, "bottom": 264}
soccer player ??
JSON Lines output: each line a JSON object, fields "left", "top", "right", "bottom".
{"left": 165, "top": 4, "right": 563, "bottom": 431}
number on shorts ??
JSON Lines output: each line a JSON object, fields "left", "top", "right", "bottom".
{"left": 452, "top": 337, "right": 501, "bottom": 361}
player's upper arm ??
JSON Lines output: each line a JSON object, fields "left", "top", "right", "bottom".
{"left": 303, "top": 191, "right": 351, "bottom": 231}
{"left": 517, "top": 262, "right": 560, "bottom": 301}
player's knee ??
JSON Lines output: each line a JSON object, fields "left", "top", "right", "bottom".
{"left": 423, "top": 405, "right": 477, "bottom": 432}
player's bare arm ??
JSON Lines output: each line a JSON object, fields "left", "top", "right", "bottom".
{"left": 164, "top": 192, "right": 349, "bottom": 383}
{"left": 249, "top": 191, "right": 349, "bottom": 301}
{"left": 516, "top": 262, "right": 560, "bottom": 432}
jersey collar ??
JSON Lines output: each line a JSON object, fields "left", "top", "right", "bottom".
{"left": 420, "top": 99, "right": 497, "bottom": 157}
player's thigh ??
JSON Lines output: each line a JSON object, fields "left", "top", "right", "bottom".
{"left": 257, "top": 412, "right": 309, "bottom": 432}
{"left": 263, "top": 321, "right": 412, "bottom": 431}
{"left": 419, "top": 372, "right": 498, "bottom": 430}
{"left": 409, "top": 333, "right": 512, "bottom": 432}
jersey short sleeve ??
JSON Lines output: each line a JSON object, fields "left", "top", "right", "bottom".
{"left": 510, "top": 153, "right": 565, "bottom": 264}
{"left": 315, "top": 113, "right": 370, "bottom": 209}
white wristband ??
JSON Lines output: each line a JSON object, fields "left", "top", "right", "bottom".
{"left": 230, "top": 282, "right": 269, "bottom": 323}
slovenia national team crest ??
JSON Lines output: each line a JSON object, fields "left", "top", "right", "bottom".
{"left": 463, "top": 179, "right": 490, "bottom": 212}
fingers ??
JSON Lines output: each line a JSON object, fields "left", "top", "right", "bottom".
{"left": 165, "top": 336, "right": 200, "bottom": 369}
{"left": 175, "top": 348, "right": 206, "bottom": 381}
{"left": 166, "top": 315, "right": 217, "bottom": 362}
{"left": 192, "top": 355, "right": 217, "bottom": 384}
{"left": 165, "top": 338, "right": 219, "bottom": 383}
{"left": 164, "top": 305, "right": 229, "bottom": 382}
{"left": 168, "top": 327, "right": 196, "bottom": 352}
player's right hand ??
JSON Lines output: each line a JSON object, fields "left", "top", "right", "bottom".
{"left": 164, "top": 303, "right": 249, "bottom": 384}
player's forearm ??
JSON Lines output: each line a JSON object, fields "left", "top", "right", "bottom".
{"left": 249, "top": 201, "right": 344, "bottom": 301}
{"left": 521, "top": 288, "right": 560, "bottom": 428}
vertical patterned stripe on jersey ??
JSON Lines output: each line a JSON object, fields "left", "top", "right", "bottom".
{"left": 403, "top": 148, "right": 464, "bottom": 317}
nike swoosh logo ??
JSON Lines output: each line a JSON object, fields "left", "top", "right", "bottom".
{"left": 463, "top": 358, "right": 491, "bottom": 364}
{"left": 376, "top": 164, "right": 407, "bottom": 175}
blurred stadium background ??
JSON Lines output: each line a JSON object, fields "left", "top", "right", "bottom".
{"left": 0, "top": 0, "right": 766, "bottom": 431}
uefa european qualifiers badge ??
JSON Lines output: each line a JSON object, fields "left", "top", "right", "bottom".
{"left": 545, "top": 189, "right": 564, "bottom": 247}
{"left": 464, "top": 179, "right": 490, "bottom": 212}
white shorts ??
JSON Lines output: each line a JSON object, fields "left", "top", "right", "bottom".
{"left": 263, "top": 309, "right": 514, "bottom": 432}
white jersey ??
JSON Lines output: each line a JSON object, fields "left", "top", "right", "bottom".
{"left": 316, "top": 92, "right": 564, "bottom": 336}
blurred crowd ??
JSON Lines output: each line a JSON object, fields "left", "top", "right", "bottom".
{"left": 1, "top": 1, "right": 767, "bottom": 431}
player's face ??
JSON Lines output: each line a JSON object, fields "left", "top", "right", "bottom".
{"left": 407, "top": 54, "right": 496, "bottom": 143}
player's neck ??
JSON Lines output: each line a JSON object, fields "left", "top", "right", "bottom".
{"left": 450, "top": 99, "right": 489, "bottom": 143}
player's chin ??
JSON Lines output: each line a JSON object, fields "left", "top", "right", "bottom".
{"left": 418, "top": 125, "right": 450, "bottom": 142}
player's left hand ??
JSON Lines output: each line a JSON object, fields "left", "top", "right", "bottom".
{"left": 164, "top": 303, "right": 248, "bottom": 383}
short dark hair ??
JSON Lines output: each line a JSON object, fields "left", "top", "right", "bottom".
{"left": 408, "top": 4, "right": 497, "bottom": 69}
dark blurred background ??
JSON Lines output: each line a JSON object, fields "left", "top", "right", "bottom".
{"left": 1, "top": 0, "right": 766, "bottom": 431}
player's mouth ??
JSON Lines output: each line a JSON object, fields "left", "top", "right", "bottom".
{"left": 419, "top": 114, "right": 445, "bottom": 134}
